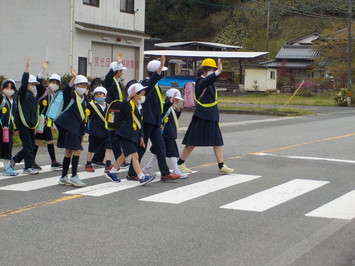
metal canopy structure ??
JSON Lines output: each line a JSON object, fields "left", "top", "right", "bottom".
{"left": 144, "top": 50, "right": 268, "bottom": 59}
{"left": 154, "top": 41, "right": 242, "bottom": 51}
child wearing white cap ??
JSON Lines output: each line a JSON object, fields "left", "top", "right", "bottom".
{"left": 33, "top": 60, "right": 62, "bottom": 171}
{"left": 0, "top": 79, "right": 19, "bottom": 176}
{"left": 106, "top": 82, "right": 155, "bottom": 185}
{"left": 11, "top": 57, "right": 41, "bottom": 175}
{"left": 55, "top": 66, "right": 90, "bottom": 187}
{"left": 142, "top": 88, "right": 188, "bottom": 179}
{"left": 85, "top": 86, "right": 112, "bottom": 173}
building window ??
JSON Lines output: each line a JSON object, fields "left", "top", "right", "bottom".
{"left": 78, "top": 57, "right": 87, "bottom": 76}
{"left": 270, "top": 70, "right": 276, "bottom": 80}
{"left": 120, "top": 0, "right": 134, "bottom": 13}
{"left": 181, "top": 60, "right": 194, "bottom": 70}
{"left": 83, "top": 0, "right": 99, "bottom": 7}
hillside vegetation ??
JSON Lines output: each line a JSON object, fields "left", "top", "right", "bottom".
{"left": 145, "top": 0, "right": 351, "bottom": 57}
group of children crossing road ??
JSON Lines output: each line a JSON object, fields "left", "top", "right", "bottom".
{"left": 0, "top": 54, "right": 234, "bottom": 187}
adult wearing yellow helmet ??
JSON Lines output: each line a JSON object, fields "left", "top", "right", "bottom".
{"left": 177, "top": 58, "right": 235, "bottom": 175}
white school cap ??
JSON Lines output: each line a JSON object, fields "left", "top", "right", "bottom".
{"left": 1, "top": 79, "right": 16, "bottom": 89}
{"left": 166, "top": 88, "right": 184, "bottom": 101}
{"left": 74, "top": 75, "right": 90, "bottom": 85}
{"left": 49, "top": 73, "right": 61, "bottom": 83}
{"left": 92, "top": 86, "right": 107, "bottom": 96}
{"left": 147, "top": 60, "right": 168, "bottom": 72}
{"left": 28, "top": 75, "right": 40, "bottom": 84}
{"left": 110, "top": 62, "right": 127, "bottom": 72}
{"left": 127, "top": 83, "right": 147, "bottom": 96}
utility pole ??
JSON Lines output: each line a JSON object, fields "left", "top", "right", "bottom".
{"left": 346, "top": 0, "right": 353, "bottom": 106}
{"left": 266, "top": 0, "right": 270, "bottom": 59}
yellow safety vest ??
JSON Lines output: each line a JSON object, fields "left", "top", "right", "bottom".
{"left": 130, "top": 101, "right": 142, "bottom": 131}
{"left": 113, "top": 78, "right": 123, "bottom": 101}
{"left": 74, "top": 90, "right": 86, "bottom": 121}
{"left": 154, "top": 85, "right": 164, "bottom": 114}
{"left": 194, "top": 87, "right": 218, "bottom": 108}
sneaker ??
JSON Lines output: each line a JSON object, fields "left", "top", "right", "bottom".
{"left": 59, "top": 175, "right": 72, "bottom": 186}
{"left": 174, "top": 171, "right": 188, "bottom": 179}
{"left": 142, "top": 166, "right": 157, "bottom": 177}
{"left": 126, "top": 174, "right": 139, "bottom": 181}
{"left": 104, "top": 165, "right": 113, "bottom": 173}
{"left": 68, "top": 175, "right": 86, "bottom": 187}
{"left": 33, "top": 163, "right": 42, "bottom": 171}
{"left": 51, "top": 161, "right": 62, "bottom": 171}
{"left": 91, "top": 161, "right": 105, "bottom": 168}
{"left": 178, "top": 163, "right": 192, "bottom": 173}
{"left": 139, "top": 175, "right": 155, "bottom": 186}
{"left": 121, "top": 160, "right": 130, "bottom": 168}
{"left": 219, "top": 165, "right": 235, "bottom": 175}
{"left": 161, "top": 173, "right": 180, "bottom": 181}
{"left": 2, "top": 166, "right": 19, "bottom": 176}
{"left": 23, "top": 168, "right": 39, "bottom": 175}
{"left": 84, "top": 165, "right": 95, "bottom": 172}
{"left": 106, "top": 172, "right": 121, "bottom": 182}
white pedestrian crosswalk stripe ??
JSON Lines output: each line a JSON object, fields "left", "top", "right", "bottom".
{"left": 139, "top": 174, "right": 261, "bottom": 204}
{"left": 220, "top": 179, "right": 329, "bottom": 212}
{"left": 0, "top": 168, "right": 127, "bottom": 191}
{"left": 306, "top": 189, "right": 355, "bottom": 220}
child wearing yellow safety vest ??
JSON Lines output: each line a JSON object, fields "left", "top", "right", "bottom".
{"left": 142, "top": 88, "right": 188, "bottom": 179}
{"left": 0, "top": 79, "right": 18, "bottom": 176}
{"left": 178, "top": 58, "right": 235, "bottom": 175}
{"left": 55, "top": 66, "right": 89, "bottom": 187}
{"left": 84, "top": 86, "right": 112, "bottom": 173}
{"left": 12, "top": 57, "right": 41, "bottom": 175}
{"left": 106, "top": 82, "right": 155, "bottom": 186}
{"left": 33, "top": 60, "right": 62, "bottom": 171}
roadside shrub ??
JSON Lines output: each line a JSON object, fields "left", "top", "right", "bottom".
{"left": 299, "top": 89, "right": 313, "bottom": 97}
{"left": 334, "top": 88, "right": 348, "bottom": 106}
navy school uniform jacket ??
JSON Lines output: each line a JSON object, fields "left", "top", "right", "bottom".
{"left": 193, "top": 73, "right": 219, "bottom": 123}
{"left": 17, "top": 72, "right": 39, "bottom": 128}
{"left": 161, "top": 99, "right": 180, "bottom": 140}
{"left": 116, "top": 100, "right": 143, "bottom": 144}
{"left": 0, "top": 95, "right": 17, "bottom": 132}
{"left": 86, "top": 101, "right": 109, "bottom": 139}
{"left": 141, "top": 71, "right": 164, "bottom": 127}
{"left": 54, "top": 84, "right": 87, "bottom": 137}
{"left": 104, "top": 69, "right": 125, "bottom": 104}
{"left": 36, "top": 77, "right": 55, "bottom": 118}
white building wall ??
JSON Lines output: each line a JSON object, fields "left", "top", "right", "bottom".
{"left": 0, "top": 0, "right": 71, "bottom": 81}
{"left": 74, "top": 0, "right": 145, "bottom": 32}
{"left": 244, "top": 68, "right": 277, "bottom": 92}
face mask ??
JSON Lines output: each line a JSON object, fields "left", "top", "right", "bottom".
{"left": 75, "top": 87, "right": 87, "bottom": 96}
{"left": 207, "top": 71, "right": 215, "bottom": 76}
{"left": 138, "top": 96, "right": 146, "bottom": 104}
{"left": 28, "top": 85, "right": 37, "bottom": 96}
{"left": 95, "top": 97, "right": 105, "bottom": 104}
{"left": 48, "top": 84, "right": 59, "bottom": 92}
{"left": 3, "top": 89, "right": 14, "bottom": 97}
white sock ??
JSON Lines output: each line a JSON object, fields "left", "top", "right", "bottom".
{"left": 3, "top": 159, "right": 10, "bottom": 169}
{"left": 170, "top": 157, "right": 179, "bottom": 173}
{"left": 138, "top": 172, "right": 145, "bottom": 180}
{"left": 145, "top": 154, "right": 157, "bottom": 169}
{"left": 109, "top": 167, "right": 118, "bottom": 174}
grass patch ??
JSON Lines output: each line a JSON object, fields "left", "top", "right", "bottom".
{"left": 218, "top": 104, "right": 314, "bottom": 116}
{"left": 218, "top": 92, "right": 337, "bottom": 106}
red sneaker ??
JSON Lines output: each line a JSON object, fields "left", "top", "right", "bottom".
{"left": 104, "top": 165, "right": 113, "bottom": 173}
{"left": 161, "top": 173, "right": 180, "bottom": 181}
{"left": 84, "top": 165, "right": 95, "bottom": 172}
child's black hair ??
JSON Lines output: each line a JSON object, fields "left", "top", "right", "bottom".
{"left": 2, "top": 81, "right": 16, "bottom": 91}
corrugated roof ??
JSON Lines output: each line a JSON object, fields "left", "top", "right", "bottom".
{"left": 155, "top": 41, "right": 241, "bottom": 50}
{"left": 144, "top": 50, "right": 267, "bottom": 59}
{"left": 259, "top": 59, "right": 313, "bottom": 68}
{"left": 276, "top": 45, "right": 319, "bottom": 60}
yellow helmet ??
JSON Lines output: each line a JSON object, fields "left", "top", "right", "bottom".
{"left": 201, "top": 58, "right": 217, "bottom": 68}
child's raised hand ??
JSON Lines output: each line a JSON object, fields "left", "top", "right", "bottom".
{"left": 70, "top": 66, "right": 77, "bottom": 77}
{"left": 160, "top": 55, "right": 166, "bottom": 66}
{"left": 41, "top": 59, "right": 48, "bottom": 72}
{"left": 116, "top": 52, "right": 123, "bottom": 64}
{"left": 25, "top": 56, "right": 30, "bottom": 72}
{"left": 218, "top": 58, "right": 223, "bottom": 72}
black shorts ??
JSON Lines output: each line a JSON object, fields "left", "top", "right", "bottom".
{"left": 119, "top": 137, "right": 138, "bottom": 157}
{"left": 35, "top": 126, "right": 53, "bottom": 141}
{"left": 88, "top": 135, "right": 112, "bottom": 153}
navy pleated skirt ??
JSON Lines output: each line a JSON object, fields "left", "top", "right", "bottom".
{"left": 57, "top": 129, "right": 83, "bottom": 151}
{"left": 182, "top": 116, "right": 224, "bottom": 146}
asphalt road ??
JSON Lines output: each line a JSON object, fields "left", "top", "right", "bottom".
{"left": 1, "top": 105, "right": 355, "bottom": 266}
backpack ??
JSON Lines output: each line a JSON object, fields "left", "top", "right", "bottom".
{"left": 183, "top": 81, "right": 195, "bottom": 109}
{"left": 105, "top": 100, "right": 125, "bottom": 131}
{"left": 46, "top": 91, "right": 74, "bottom": 120}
